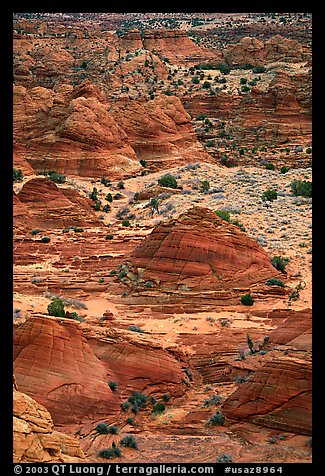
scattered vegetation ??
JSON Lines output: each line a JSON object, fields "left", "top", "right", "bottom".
{"left": 290, "top": 179, "right": 312, "bottom": 197}
{"left": 108, "top": 381, "right": 118, "bottom": 392}
{"left": 266, "top": 278, "right": 285, "bottom": 287}
{"left": 271, "top": 256, "right": 289, "bottom": 273}
{"left": 158, "top": 174, "right": 178, "bottom": 189}
{"left": 206, "top": 411, "right": 225, "bottom": 426}
{"left": 240, "top": 294, "right": 254, "bottom": 306}
{"left": 13, "top": 168, "right": 23, "bottom": 182}
{"left": 152, "top": 403, "right": 166, "bottom": 414}
{"left": 47, "top": 298, "right": 65, "bottom": 317}
{"left": 120, "top": 435, "right": 138, "bottom": 449}
{"left": 261, "top": 189, "right": 278, "bottom": 202}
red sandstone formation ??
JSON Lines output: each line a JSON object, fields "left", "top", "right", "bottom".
{"left": 13, "top": 316, "right": 186, "bottom": 425}
{"left": 17, "top": 178, "right": 102, "bottom": 229}
{"left": 142, "top": 29, "right": 220, "bottom": 66}
{"left": 223, "top": 35, "right": 304, "bottom": 66}
{"left": 183, "top": 69, "right": 311, "bottom": 150}
{"left": 13, "top": 385, "right": 85, "bottom": 462}
{"left": 111, "top": 95, "right": 213, "bottom": 170}
{"left": 129, "top": 207, "right": 280, "bottom": 291}
{"left": 13, "top": 85, "right": 141, "bottom": 179}
{"left": 222, "top": 358, "right": 311, "bottom": 435}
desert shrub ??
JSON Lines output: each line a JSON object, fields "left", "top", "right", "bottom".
{"left": 265, "top": 162, "right": 275, "bottom": 170}
{"left": 47, "top": 298, "right": 65, "bottom": 317}
{"left": 117, "top": 181, "right": 124, "bottom": 189}
{"left": 215, "top": 209, "right": 230, "bottom": 222}
{"left": 101, "top": 176, "right": 110, "bottom": 186}
{"left": 158, "top": 174, "right": 178, "bottom": 189}
{"left": 217, "top": 63, "right": 231, "bottom": 74}
{"left": 290, "top": 179, "right": 312, "bottom": 197}
{"left": 200, "top": 180, "right": 210, "bottom": 192}
{"left": 105, "top": 234, "right": 114, "bottom": 240}
{"left": 98, "top": 446, "right": 122, "bottom": 459}
{"left": 31, "top": 229, "right": 42, "bottom": 235}
{"left": 121, "top": 401, "right": 131, "bottom": 411}
{"left": 216, "top": 454, "right": 233, "bottom": 463}
{"left": 271, "top": 256, "right": 289, "bottom": 273}
{"left": 240, "top": 294, "right": 254, "bottom": 306}
{"left": 128, "top": 392, "right": 147, "bottom": 409}
{"left": 203, "top": 395, "right": 222, "bottom": 407}
{"left": 95, "top": 422, "right": 110, "bottom": 434}
{"left": 280, "top": 166, "right": 289, "bottom": 174}
{"left": 102, "top": 204, "right": 111, "bottom": 213}
{"left": 126, "top": 417, "right": 135, "bottom": 424}
{"left": 108, "top": 381, "right": 118, "bottom": 391}
{"left": 152, "top": 403, "right": 166, "bottom": 414}
{"left": 120, "top": 435, "right": 138, "bottom": 449}
{"left": 73, "top": 228, "right": 84, "bottom": 232}
{"left": 13, "top": 168, "right": 23, "bottom": 182}
{"left": 306, "top": 147, "right": 312, "bottom": 154}
{"left": 47, "top": 171, "right": 66, "bottom": 184}
{"left": 266, "top": 278, "right": 285, "bottom": 287}
{"left": 202, "top": 81, "right": 211, "bottom": 89}
{"left": 231, "top": 219, "right": 246, "bottom": 232}
{"left": 261, "top": 189, "right": 278, "bottom": 202}
{"left": 128, "top": 325, "right": 145, "bottom": 333}
{"left": 89, "top": 187, "right": 98, "bottom": 201}
{"left": 107, "top": 425, "right": 119, "bottom": 434}
{"left": 240, "top": 77, "right": 247, "bottom": 84}
{"left": 241, "top": 85, "right": 250, "bottom": 92}
{"left": 206, "top": 411, "right": 225, "bottom": 426}
{"left": 252, "top": 65, "right": 266, "bottom": 73}
{"left": 40, "top": 236, "right": 51, "bottom": 243}
{"left": 105, "top": 193, "right": 113, "bottom": 202}
{"left": 162, "top": 393, "right": 171, "bottom": 402}
{"left": 122, "top": 220, "right": 131, "bottom": 227}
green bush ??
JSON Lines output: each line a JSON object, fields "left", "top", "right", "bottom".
{"left": 13, "top": 168, "right": 23, "bottom": 182}
{"left": 108, "top": 381, "right": 118, "bottom": 391}
{"left": 31, "top": 229, "right": 42, "bottom": 235}
{"left": 202, "top": 81, "right": 211, "bottom": 89}
{"left": 120, "top": 435, "right": 138, "bottom": 449}
{"left": 128, "top": 392, "right": 147, "bottom": 409}
{"left": 47, "top": 171, "right": 66, "bottom": 184}
{"left": 217, "top": 64, "right": 231, "bottom": 75}
{"left": 101, "top": 176, "right": 110, "bottom": 187}
{"left": 41, "top": 237, "right": 51, "bottom": 243}
{"left": 240, "top": 77, "right": 247, "bottom": 84}
{"left": 266, "top": 278, "right": 285, "bottom": 287}
{"left": 122, "top": 220, "right": 131, "bottom": 227}
{"left": 105, "top": 193, "right": 113, "bottom": 202}
{"left": 207, "top": 411, "right": 225, "bottom": 426}
{"left": 47, "top": 298, "right": 65, "bottom": 317}
{"left": 117, "top": 181, "right": 124, "bottom": 189}
{"left": 105, "top": 234, "right": 114, "bottom": 240}
{"left": 241, "top": 85, "right": 250, "bottom": 92}
{"left": 290, "top": 179, "right": 312, "bottom": 197}
{"left": 95, "top": 422, "right": 110, "bottom": 434}
{"left": 271, "top": 256, "right": 289, "bottom": 273}
{"left": 152, "top": 403, "right": 166, "bottom": 414}
{"left": 102, "top": 204, "right": 111, "bottom": 213}
{"left": 261, "top": 189, "right": 278, "bottom": 202}
{"left": 158, "top": 174, "right": 178, "bottom": 189}
{"left": 215, "top": 210, "right": 231, "bottom": 222}
{"left": 200, "top": 180, "right": 210, "bottom": 192}
{"left": 107, "top": 425, "right": 119, "bottom": 434}
{"left": 252, "top": 66, "right": 266, "bottom": 74}
{"left": 140, "top": 159, "right": 147, "bottom": 167}
{"left": 306, "top": 147, "right": 312, "bottom": 154}
{"left": 265, "top": 163, "right": 275, "bottom": 170}
{"left": 240, "top": 294, "right": 254, "bottom": 306}
{"left": 280, "top": 166, "right": 289, "bottom": 174}
{"left": 98, "top": 446, "right": 122, "bottom": 459}
{"left": 216, "top": 454, "right": 233, "bottom": 463}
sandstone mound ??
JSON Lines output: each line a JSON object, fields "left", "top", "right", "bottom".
{"left": 142, "top": 29, "right": 219, "bottom": 66}
{"left": 111, "top": 95, "right": 214, "bottom": 169}
{"left": 13, "top": 85, "right": 141, "bottom": 179}
{"left": 129, "top": 207, "right": 279, "bottom": 291}
{"left": 223, "top": 35, "right": 304, "bottom": 66}
{"left": 222, "top": 357, "right": 311, "bottom": 435}
{"left": 17, "top": 177, "right": 102, "bottom": 229}
{"left": 13, "top": 384, "right": 85, "bottom": 462}
{"left": 14, "top": 316, "right": 185, "bottom": 425}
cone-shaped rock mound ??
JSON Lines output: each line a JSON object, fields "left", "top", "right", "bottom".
{"left": 130, "top": 207, "right": 278, "bottom": 291}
